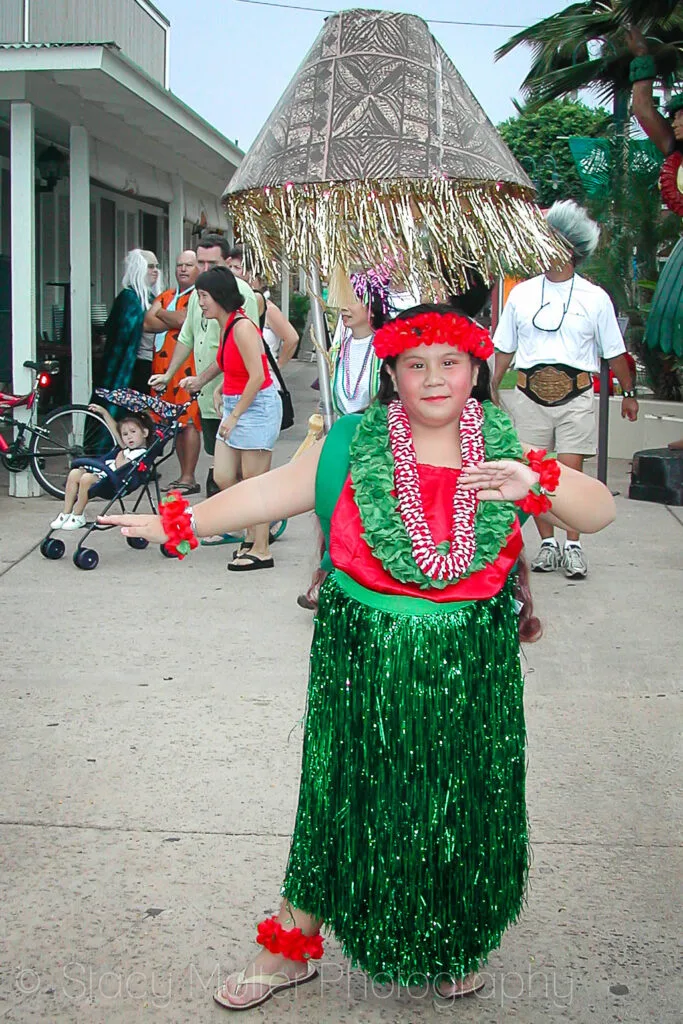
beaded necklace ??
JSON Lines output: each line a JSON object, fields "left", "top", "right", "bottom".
{"left": 338, "top": 329, "right": 376, "bottom": 403}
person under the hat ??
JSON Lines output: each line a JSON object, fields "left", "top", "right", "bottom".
{"left": 492, "top": 201, "right": 639, "bottom": 579}
{"left": 102, "top": 304, "right": 616, "bottom": 1010}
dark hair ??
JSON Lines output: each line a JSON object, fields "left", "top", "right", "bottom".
{"left": 447, "top": 268, "right": 492, "bottom": 320}
{"left": 196, "top": 233, "right": 230, "bottom": 259}
{"left": 228, "top": 244, "right": 244, "bottom": 262}
{"left": 119, "top": 411, "right": 154, "bottom": 442}
{"left": 373, "top": 302, "right": 540, "bottom": 642}
{"left": 369, "top": 292, "right": 388, "bottom": 331}
{"left": 195, "top": 265, "right": 243, "bottom": 314}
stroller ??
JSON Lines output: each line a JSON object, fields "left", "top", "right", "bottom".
{"left": 40, "top": 388, "right": 193, "bottom": 570}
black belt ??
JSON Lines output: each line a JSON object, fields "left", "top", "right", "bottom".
{"left": 517, "top": 364, "right": 593, "bottom": 407}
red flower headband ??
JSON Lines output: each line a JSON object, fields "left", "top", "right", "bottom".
{"left": 373, "top": 311, "right": 494, "bottom": 361}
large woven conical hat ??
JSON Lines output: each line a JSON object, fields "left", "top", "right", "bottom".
{"left": 223, "top": 8, "right": 565, "bottom": 288}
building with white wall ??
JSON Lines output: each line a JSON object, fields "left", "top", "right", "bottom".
{"left": 0, "top": 0, "right": 242, "bottom": 494}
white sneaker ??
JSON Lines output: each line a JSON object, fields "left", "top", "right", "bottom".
{"left": 50, "top": 512, "right": 71, "bottom": 530}
{"left": 562, "top": 544, "right": 588, "bottom": 579}
{"left": 530, "top": 540, "right": 561, "bottom": 573}
{"left": 61, "top": 513, "right": 87, "bottom": 531}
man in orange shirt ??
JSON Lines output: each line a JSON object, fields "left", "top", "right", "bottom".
{"left": 144, "top": 251, "right": 201, "bottom": 494}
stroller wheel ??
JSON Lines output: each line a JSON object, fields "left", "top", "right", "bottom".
{"left": 126, "top": 536, "right": 149, "bottom": 550}
{"left": 40, "top": 537, "right": 65, "bottom": 560}
{"left": 73, "top": 547, "right": 99, "bottom": 571}
{"left": 160, "top": 543, "right": 179, "bottom": 559}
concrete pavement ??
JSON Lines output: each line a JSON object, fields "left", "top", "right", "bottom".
{"left": 0, "top": 360, "right": 680, "bottom": 1023}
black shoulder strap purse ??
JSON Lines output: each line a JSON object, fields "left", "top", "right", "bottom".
{"left": 263, "top": 342, "right": 294, "bottom": 430}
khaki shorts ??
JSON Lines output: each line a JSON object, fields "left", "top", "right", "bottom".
{"left": 511, "top": 389, "right": 596, "bottom": 456}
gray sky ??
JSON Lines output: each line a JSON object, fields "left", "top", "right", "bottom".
{"left": 161, "top": 0, "right": 578, "bottom": 151}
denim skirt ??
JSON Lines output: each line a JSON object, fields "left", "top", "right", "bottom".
{"left": 220, "top": 385, "right": 282, "bottom": 451}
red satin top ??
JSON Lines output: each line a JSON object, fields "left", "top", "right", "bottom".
{"left": 219, "top": 310, "right": 272, "bottom": 396}
{"left": 329, "top": 464, "right": 523, "bottom": 601}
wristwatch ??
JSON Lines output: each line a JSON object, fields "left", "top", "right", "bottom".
{"left": 621, "top": 388, "right": 637, "bottom": 399}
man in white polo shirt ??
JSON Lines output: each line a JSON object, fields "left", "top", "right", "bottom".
{"left": 493, "top": 201, "right": 638, "bottom": 579}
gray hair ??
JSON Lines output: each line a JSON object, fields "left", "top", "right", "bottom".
{"left": 121, "top": 249, "right": 162, "bottom": 310}
{"left": 545, "top": 201, "right": 600, "bottom": 264}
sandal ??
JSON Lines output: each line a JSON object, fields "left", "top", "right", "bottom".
{"left": 201, "top": 533, "right": 245, "bottom": 546}
{"left": 162, "top": 480, "right": 200, "bottom": 495}
{"left": 213, "top": 961, "right": 318, "bottom": 1011}
{"left": 433, "top": 972, "right": 484, "bottom": 1000}
{"left": 232, "top": 542, "right": 254, "bottom": 559}
{"left": 228, "top": 553, "right": 274, "bottom": 572}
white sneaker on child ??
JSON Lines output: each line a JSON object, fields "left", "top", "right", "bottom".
{"left": 50, "top": 512, "right": 71, "bottom": 530}
{"left": 61, "top": 513, "right": 87, "bottom": 531}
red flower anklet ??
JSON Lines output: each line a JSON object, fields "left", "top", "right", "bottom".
{"left": 159, "top": 491, "right": 198, "bottom": 559}
{"left": 256, "top": 917, "right": 324, "bottom": 962}
{"left": 515, "top": 449, "right": 561, "bottom": 516}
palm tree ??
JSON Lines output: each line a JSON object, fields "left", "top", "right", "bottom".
{"left": 496, "top": 1, "right": 682, "bottom": 112}
{"left": 496, "top": 0, "right": 683, "bottom": 398}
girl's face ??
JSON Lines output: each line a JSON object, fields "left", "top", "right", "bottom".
{"left": 390, "top": 343, "right": 479, "bottom": 428}
{"left": 145, "top": 253, "right": 159, "bottom": 289}
{"left": 340, "top": 300, "right": 370, "bottom": 333}
{"left": 120, "top": 420, "right": 148, "bottom": 448}
{"left": 197, "top": 289, "right": 222, "bottom": 320}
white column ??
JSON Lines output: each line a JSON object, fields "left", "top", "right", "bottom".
{"left": 280, "top": 258, "right": 290, "bottom": 321}
{"left": 9, "top": 101, "right": 40, "bottom": 497}
{"left": 169, "top": 175, "right": 184, "bottom": 266}
{"left": 69, "top": 125, "right": 91, "bottom": 406}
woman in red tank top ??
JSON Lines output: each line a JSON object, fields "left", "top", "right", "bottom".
{"left": 177, "top": 265, "right": 282, "bottom": 570}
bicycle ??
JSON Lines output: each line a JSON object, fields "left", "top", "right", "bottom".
{"left": 0, "top": 360, "right": 118, "bottom": 499}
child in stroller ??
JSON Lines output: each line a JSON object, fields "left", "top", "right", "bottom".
{"left": 49, "top": 404, "right": 154, "bottom": 530}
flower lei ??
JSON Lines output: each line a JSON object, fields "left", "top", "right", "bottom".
{"left": 660, "top": 152, "right": 683, "bottom": 217}
{"left": 256, "top": 917, "right": 324, "bottom": 962}
{"left": 373, "top": 311, "right": 493, "bottom": 361}
{"left": 388, "top": 398, "right": 482, "bottom": 580}
{"left": 515, "top": 449, "right": 561, "bottom": 516}
{"left": 349, "top": 400, "right": 523, "bottom": 590}
{"left": 159, "top": 491, "right": 198, "bottom": 559}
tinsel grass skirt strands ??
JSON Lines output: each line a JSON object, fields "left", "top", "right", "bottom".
{"left": 224, "top": 178, "right": 568, "bottom": 295}
{"left": 281, "top": 574, "right": 529, "bottom": 981}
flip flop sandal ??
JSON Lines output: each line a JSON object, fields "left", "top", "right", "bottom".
{"left": 213, "top": 962, "right": 318, "bottom": 1011}
{"left": 167, "top": 481, "right": 200, "bottom": 495}
{"left": 227, "top": 553, "right": 275, "bottom": 572}
{"left": 232, "top": 542, "right": 254, "bottom": 559}
{"left": 201, "top": 533, "right": 245, "bottom": 546}
{"left": 433, "top": 973, "right": 485, "bottom": 1001}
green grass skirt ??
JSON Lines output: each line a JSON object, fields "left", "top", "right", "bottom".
{"left": 281, "top": 572, "right": 529, "bottom": 981}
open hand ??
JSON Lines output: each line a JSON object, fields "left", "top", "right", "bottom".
{"left": 88, "top": 403, "right": 106, "bottom": 416}
{"left": 460, "top": 460, "right": 538, "bottom": 502}
{"left": 98, "top": 513, "right": 168, "bottom": 544}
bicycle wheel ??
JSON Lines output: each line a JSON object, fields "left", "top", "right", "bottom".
{"left": 29, "top": 405, "right": 118, "bottom": 499}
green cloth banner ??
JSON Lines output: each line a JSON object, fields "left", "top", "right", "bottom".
{"left": 568, "top": 137, "right": 663, "bottom": 196}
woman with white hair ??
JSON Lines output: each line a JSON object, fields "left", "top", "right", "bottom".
{"left": 98, "top": 249, "right": 163, "bottom": 403}
{"left": 492, "top": 200, "right": 638, "bottom": 580}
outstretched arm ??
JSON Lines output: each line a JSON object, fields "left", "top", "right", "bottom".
{"left": 100, "top": 442, "right": 322, "bottom": 542}
{"left": 460, "top": 456, "right": 616, "bottom": 535}
{"left": 626, "top": 27, "right": 675, "bottom": 157}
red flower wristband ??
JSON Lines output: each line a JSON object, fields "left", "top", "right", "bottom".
{"left": 159, "top": 491, "right": 198, "bottom": 559}
{"left": 515, "top": 448, "right": 561, "bottom": 516}
{"left": 256, "top": 916, "right": 324, "bottom": 962}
